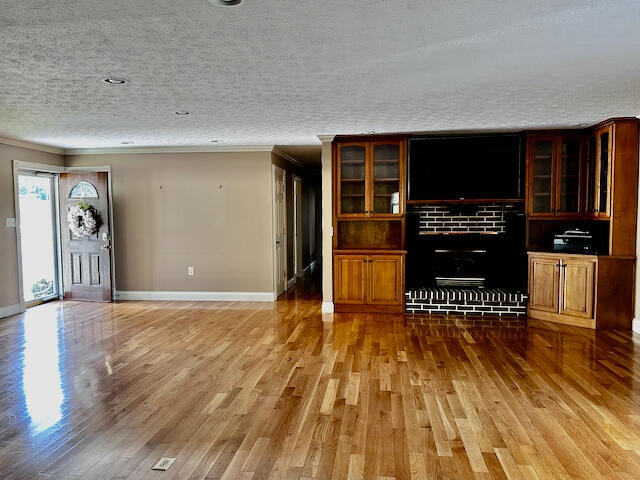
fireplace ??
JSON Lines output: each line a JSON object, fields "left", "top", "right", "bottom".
{"left": 405, "top": 205, "right": 527, "bottom": 291}
{"left": 405, "top": 204, "right": 528, "bottom": 316}
{"left": 434, "top": 248, "right": 488, "bottom": 288}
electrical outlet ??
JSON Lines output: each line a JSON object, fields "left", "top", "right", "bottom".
{"left": 187, "top": 266, "right": 194, "bottom": 276}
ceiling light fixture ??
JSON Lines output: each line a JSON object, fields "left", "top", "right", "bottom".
{"left": 102, "top": 77, "right": 128, "bottom": 85}
{"left": 210, "top": 0, "right": 242, "bottom": 6}
{"left": 175, "top": 111, "right": 191, "bottom": 115}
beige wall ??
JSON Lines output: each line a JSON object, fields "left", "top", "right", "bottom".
{"left": 0, "top": 143, "right": 64, "bottom": 312}
{"left": 66, "top": 151, "right": 274, "bottom": 294}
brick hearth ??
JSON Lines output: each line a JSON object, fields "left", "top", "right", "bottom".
{"left": 405, "top": 288, "right": 528, "bottom": 317}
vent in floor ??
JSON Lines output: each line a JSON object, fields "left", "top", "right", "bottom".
{"left": 152, "top": 457, "right": 176, "bottom": 471}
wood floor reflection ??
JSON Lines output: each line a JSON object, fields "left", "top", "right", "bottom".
{"left": 2, "top": 283, "right": 640, "bottom": 479}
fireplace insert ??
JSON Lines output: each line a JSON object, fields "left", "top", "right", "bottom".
{"left": 434, "top": 248, "right": 488, "bottom": 287}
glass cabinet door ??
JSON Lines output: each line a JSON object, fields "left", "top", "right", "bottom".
{"left": 558, "top": 138, "right": 581, "bottom": 214}
{"left": 597, "top": 130, "right": 610, "bottom": 215}
{"left": 586, "top": 127, "right": 611, "bottom": 217}
{"left": 530, "top": 138, "right": 554, "bottom": 214}
{"left": 529, "top": 135, "right": 582, "bottom": 217}
{"left": 586, "top": 135, "right": 597, "bottom": 213}
{"left": 338, "top": 144, "right": 366, "bottom": 215}
{"left": 372, "top": 143, "right": 400, "bottom": 215}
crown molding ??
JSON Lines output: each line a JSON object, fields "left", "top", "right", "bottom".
{"left": 0, "top": 137, "right": 65, "bottom": 155}
{"left": 64, "top": 144, "right": 276, "bottom": 155}
{"left": 271, "top": 147, "right": 303, "bottom": 168}
{"left": 317, "top": 135, "right": 335, "bottom": 143}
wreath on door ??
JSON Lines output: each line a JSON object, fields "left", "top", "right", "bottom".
{"left": 67, "top": 201, "right": 98, "bottom": 238}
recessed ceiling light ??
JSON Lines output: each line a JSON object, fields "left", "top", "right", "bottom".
{"left": 102, "top": 77, "right": 128, "bottom": 85}
{"left": 210, "top": 0, "right": 241, "bottom": 6}
{"left": 175, "top": 111, "right": 191, "bottom": 115}
{"left": 121, "top": 141, "right": 134, "bottom": 145}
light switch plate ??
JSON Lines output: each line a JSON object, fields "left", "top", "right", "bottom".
{"left": 5, "top": 218, "right": 16, "bottom": 228}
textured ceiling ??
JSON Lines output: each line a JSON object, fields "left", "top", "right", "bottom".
{"left": 2, "top": 0, "right": 640, "bottom": 161}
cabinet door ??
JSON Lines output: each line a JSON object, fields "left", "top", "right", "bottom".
{"left": 334, "top": 254, "right": 367, "bottom": 304}
{"left": 368, "top": 255, "right": 404, "bottom": 306}
{"left": 337, "top": 143, "right": 367, "bottom": 216}
{"left": 527, "top": 135, "right": 582, "bottom": 217}
{"left": 371, "top": 142, "right": 402, "bottom": 216}
{"left": 528, "top": 137, "right": 555, "bottom": 216}
{"left": 560, "top": 258, "right": 595, "bottom": 319}
{"left": 557, "top": 137, "right": 582, "bottom": 216}
{"left": 528, "top": 255, "right": 559, "bottom": 313}
{"left": 586, "top": 126, "right": 612, "bottom": 218}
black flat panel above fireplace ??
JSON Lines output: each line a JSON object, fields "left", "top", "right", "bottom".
{"left": 408, "top": 134, "right": 524, "bottom": 201}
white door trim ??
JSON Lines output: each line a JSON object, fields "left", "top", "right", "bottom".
{"left": 272, "top": 165, "right": 287, "bottom": 298}
{"left": 66, "top": 166, "right": 116, "bottom": 301}
{"left": 293, "top": 175, "right": 303, "bottom": 279}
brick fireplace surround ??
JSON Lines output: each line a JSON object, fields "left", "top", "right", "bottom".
{"left": 405, "top": 203, "right": 528, "bottom": 317}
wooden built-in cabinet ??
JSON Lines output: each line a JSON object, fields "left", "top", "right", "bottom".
{"left": 583, "top": 120, "right": 640, "bottom": 255}
{"left": 333, "top": 136, "right": 407, "bottom": 313}
{"left": 526, "top": 118, "right": 639, "bottom": 329}
{"left": 528, "top": 252, "right": 634, "bottom": 329}
{"left": 526, "top": 119, "right": 639, "bottom": 256}
{"left": 334, "top": 251, "right": 405, "bottom": 312}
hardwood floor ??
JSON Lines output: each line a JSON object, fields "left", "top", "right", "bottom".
{"left": 2, "top": 279, "right": 640, "bottom": 479}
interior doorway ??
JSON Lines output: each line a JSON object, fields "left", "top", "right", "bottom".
{"left": 17, "top": 171, "right": 61, "bottom": 306}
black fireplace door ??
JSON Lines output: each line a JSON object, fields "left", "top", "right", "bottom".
{"left": 433, "top": 249, "right": 488, "bottom": 287}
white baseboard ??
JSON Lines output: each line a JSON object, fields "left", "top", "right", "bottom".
{"left": 633, "top": 318, "right": 640, "bottom": 334}
{"left": 321, "top": 301, "right": 334, "bottom": 314}
{"left": 0, "top": 303, "right": 24, "bottom": 319}
{"left": 115, "top": 291, "right": 276, "bottom": 302}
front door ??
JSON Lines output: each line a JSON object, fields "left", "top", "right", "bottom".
{"left": 59, "top": 171, "right": 112, "bottom": 301}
